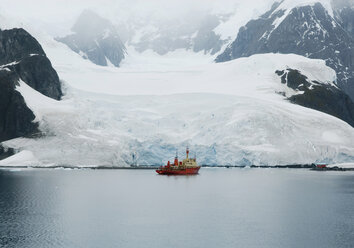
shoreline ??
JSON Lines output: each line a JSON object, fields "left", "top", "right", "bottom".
{"left": 1, "top": 164, "right": 354, "bottom": 171}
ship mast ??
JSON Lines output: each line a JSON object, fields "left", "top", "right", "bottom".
{"left": 186, "top": 147, "right": 189, "bottom": 159}
{"left": 174, "top": 149, "right": 179, "bottom": 166}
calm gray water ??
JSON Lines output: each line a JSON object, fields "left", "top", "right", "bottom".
{"left": 0, "top": 168, "right": 354, "bottom": 248}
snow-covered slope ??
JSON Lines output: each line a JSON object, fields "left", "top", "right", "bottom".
{"left": 1, "top": 1, "right": 354, "bottom": 167}
{"left": 1, "top": 48, "right": 354, "bottom": 167}
{"left": 216, "top": 0, "right": 354, "bottom": 101}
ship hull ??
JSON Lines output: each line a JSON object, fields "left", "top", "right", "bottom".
{"left": 156, "top": 166, "right": 201, "bottom": 175}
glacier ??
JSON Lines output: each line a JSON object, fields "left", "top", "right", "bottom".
{"left": 1, "top": 44, "right": 354, "bottom": 167}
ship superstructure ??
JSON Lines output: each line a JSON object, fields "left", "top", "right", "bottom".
{"left": 156, "top": 148, "right": 201, "bottom": 175}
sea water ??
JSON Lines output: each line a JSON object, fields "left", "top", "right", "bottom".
{"left": 0, "top": 168, "right": 354, "bottom": 248}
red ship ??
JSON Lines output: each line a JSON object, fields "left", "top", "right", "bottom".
{"left": 156, "top": 148, "right": 201, "bottom": 175}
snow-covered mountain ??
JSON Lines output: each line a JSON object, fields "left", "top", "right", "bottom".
{"left": 216, "top": 0, "right": 354, "bottom": 101}
{"left": 120, "top": 1, "right": 277, "bottom": 56}
{"left": 0, "top": 1, "right": 354, "bottom": 167}
{"left": 47, "top": 1, "right": 274, "bottom": 58}
{"left": 54, "top": 9, "right": 249, "bottom": 59}
{"left": 122, "top": 13, "right": 227, "bottom": 56}
{"left": 4, "top": 1, "right": 275, "bottom": 61}
{"left": 56, "top": 10, "right": 126, "bottom": 67}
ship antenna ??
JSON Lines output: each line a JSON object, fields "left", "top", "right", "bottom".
{"left": 176, "top": 149, "right": 178, "bottom": 159}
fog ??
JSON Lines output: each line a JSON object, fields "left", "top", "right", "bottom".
{"left": 0, "top": 0, "right": 353, "bottom": 35}
{"left": 332, "top": 0, "right": 354, "bottom": 8}
{"left": 0, "top": 0, "right": 275, "bottom": 36}
{"left": 0, "top": 0, "right": 273, "bottom": 19}
{"left": 0, "top": 0, "right": 353, "bottom": 53}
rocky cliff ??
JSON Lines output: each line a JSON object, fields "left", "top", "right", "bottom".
{"left": 0, "top": 28, "right": 62, "bottom": 99}
{"left": 0, "top": 28, "right": 62, "bottom": 144}
{"left": 275, "top": 68, "right": 354, "bottom": 127}
{"left": 0, "top": 69, "right": 39, "bottom": 142}
{"left": 216, "top": 2, "right": 354, "bottom": 102}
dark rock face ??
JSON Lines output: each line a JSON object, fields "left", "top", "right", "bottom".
{"left": 0, "top": 28, "right": 62, "bottom": 100}
{"left": 216, "top": 3, "right": 354, "bottom": 101}
{"left": 193, "top": 15, "right": 225, "bottom": 55}
{"left": 6, "top": 55, "right": 62, "bottom": 100}
{"left": 0, "top": 145, "right": 15, "bottom": 160}
{"left": 275, "top": 69, "right": 354, "bottom": 127}
{"left": 336, "top": 7, "right": 354, "bottom": 38}
{"left": 0, "top": 28, "right": 45, "bottom": 64}
{"left": 0, "top": 27, "right": 62, "bottom": 144}
{"left": 0, "top": 70, "right": 39, "bottom": 142}
{"left": 56, "top": 10, "right": 126, "bottom": 67}
{"left": 216, "top": 2, "right": 284, "bottom": 62}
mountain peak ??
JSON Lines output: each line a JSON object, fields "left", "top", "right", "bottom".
{"left": 216, "top": 0, "right": 354, "bottom": 101}
{"left": 56, "top": 10, "right": 126, "bottom": 67}
{"left": 72, "top": 9, "right": 112, "bottom": 36}
{"left": 274, "top": 0, "right": 334, "bottom": 17}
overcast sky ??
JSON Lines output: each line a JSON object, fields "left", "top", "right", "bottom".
{"left": 1, "top": 0, "right": 353, "bottom": 20}
{"left": 0, "top": 0, "right": 276, "bottom": 34}
{"left": 1, "top": 0, "right": 352, "bottom": 37}
{"left": 0, "top": 0, "right": 275, "bottom": 22}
